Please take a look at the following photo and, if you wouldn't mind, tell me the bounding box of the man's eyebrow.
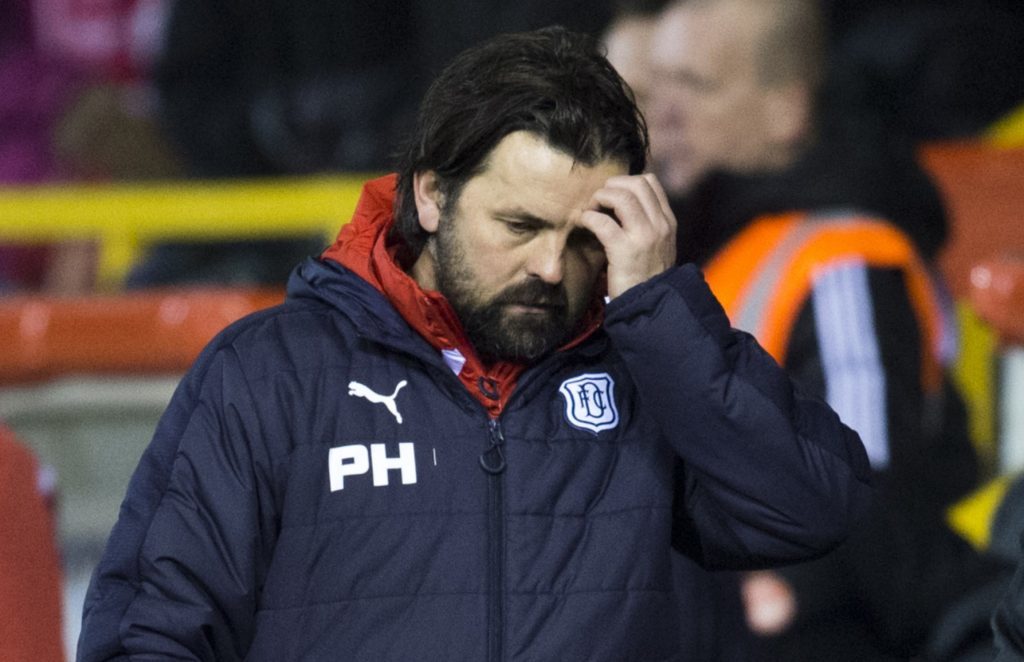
[494,209,556,228]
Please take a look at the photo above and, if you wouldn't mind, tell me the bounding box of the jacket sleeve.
[994,535,1024,660]
[603,264,872,569]
[77,340,278,662]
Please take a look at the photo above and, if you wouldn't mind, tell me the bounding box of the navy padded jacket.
[78,257,871,661]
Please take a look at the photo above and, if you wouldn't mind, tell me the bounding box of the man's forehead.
[456,132,626,220]
[651,0,766,79]
[476,132,626,182]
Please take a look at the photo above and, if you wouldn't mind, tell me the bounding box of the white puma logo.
[348,380,408,424]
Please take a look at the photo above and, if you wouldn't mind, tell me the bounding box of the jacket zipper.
[480,418,506,662]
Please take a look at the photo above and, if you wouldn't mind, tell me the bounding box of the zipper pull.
[479,419,506,474]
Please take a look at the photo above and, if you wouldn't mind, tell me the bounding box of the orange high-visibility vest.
[703,212,944,392]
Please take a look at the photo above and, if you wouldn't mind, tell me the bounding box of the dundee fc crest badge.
[559,373,619,433]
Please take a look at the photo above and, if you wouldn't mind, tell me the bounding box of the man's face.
[647,1,781,196]
[413,131,625,363]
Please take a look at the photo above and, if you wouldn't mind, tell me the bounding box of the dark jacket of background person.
[992,479,1024,661]
[0,424,64,662]
[921,473,1024,661]
[77,175,872,660]
[995,549,1024,662]
[672,114,988,660]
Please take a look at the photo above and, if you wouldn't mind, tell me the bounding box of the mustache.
[493,279,568,308]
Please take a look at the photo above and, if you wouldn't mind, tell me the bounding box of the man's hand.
[578,173,677,299]
[741,570,798,636]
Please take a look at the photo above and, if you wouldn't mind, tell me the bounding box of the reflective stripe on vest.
[703,212,943,392]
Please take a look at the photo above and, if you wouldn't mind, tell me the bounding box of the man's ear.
[413,171,443,234]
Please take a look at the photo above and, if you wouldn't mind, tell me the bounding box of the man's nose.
[526,236,565,284]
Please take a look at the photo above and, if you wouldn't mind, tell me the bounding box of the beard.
[432,213,580,364]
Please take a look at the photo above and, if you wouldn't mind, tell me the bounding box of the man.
[640,0,983,658]
[648,0,822,197]
[78,27,870,660]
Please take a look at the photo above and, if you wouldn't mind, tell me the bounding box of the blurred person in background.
[0,0,88,294]
[602,3,763,659]
[0,423,64,661]
[0,0,179,293]
[602,0,667,115]
[640,0,998,658]
[34,0,180,181]
[823,5,1024,653]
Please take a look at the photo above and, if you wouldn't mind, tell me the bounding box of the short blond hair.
[671,0,826,88]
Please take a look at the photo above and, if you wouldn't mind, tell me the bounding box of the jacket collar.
[321,174,603,417]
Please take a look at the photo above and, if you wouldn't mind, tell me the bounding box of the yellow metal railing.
[0,175,372,288]
[987,102,1024,148]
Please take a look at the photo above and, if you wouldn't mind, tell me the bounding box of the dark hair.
[393,26,649,254]
[613,0,673,17]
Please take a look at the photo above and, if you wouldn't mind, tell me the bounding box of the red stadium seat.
[0,288,283,384]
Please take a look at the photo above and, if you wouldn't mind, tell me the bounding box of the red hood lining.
[321,174,603,418]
